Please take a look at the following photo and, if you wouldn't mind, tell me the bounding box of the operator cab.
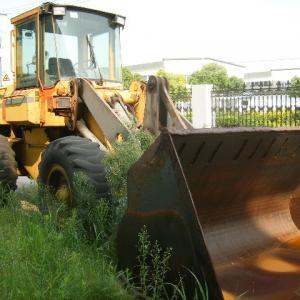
[11,2,125,89]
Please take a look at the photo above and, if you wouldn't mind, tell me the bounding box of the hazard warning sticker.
[2,74,10,81]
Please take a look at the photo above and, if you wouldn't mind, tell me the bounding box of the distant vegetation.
[216,110,300,128]
[290,76,300,97]
[122,67,143,89]
[188,63,244,90]
[123,63,245,103]
[156,68,191,102]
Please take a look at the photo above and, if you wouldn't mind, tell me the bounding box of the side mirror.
[24,31,33,38]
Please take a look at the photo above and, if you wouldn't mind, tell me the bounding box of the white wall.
[271,69,300,81]
[242,59,300,83]
[191,84,213,128]
[243,69,300,84]
[244,74,272,83]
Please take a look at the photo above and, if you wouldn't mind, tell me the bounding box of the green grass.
[0,186,134,300]
[0,131,156,300]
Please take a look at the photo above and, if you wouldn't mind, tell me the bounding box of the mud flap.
[117,127,300,300]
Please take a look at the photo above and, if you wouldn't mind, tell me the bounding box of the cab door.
[15,17,38,89]
[5,15,40,124]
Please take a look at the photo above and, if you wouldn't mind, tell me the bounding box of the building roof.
[126,57,246,72]
[271,67,300,71]
[240,58,300,72]
[162,57,245,68]
[126,61,164,72]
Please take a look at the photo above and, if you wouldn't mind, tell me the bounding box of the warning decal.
[2,74,9,81]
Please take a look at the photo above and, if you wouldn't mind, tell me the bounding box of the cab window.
[16,18,37,89]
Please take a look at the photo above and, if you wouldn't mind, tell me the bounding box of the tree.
[188,63,228,89]
[156,68,190,102]
[227,76,245,90]
[122,67,143,89]
[290,76,300,97]
[188,63,244,90]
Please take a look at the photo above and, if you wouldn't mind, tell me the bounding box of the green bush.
[71,174,113,250]
[156,69,190,102]
[122,68,143,90]
[216,109,300,127]
[103,130,154,203]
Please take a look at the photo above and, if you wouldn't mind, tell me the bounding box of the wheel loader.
[1,2,300,300]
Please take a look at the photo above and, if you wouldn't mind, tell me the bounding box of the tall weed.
[0,184,133,300]
[103,130,154,201]
[128,226,172,300]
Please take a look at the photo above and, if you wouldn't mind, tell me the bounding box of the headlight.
[113,15,125,27]
[53,7,66,16]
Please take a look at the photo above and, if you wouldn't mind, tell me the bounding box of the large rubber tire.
[0,135,17,190]
[38,136,109,207]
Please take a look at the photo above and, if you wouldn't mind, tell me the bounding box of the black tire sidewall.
[0,135,17,190]
[38,136,109,208]
[39,145,75,190]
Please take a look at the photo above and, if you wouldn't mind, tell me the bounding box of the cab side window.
[43,14,58,86]
[16,19,37,89]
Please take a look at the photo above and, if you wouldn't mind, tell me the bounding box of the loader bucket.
[117,128,300,300]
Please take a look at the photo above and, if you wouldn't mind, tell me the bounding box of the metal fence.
[174,86,192,121]
[211,81,300,128]
[175,100,192,122]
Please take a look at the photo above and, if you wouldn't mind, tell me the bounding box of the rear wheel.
[0,135,17,190]
[38,136,109,208]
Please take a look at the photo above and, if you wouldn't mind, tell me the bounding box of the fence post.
[191,84,213,128]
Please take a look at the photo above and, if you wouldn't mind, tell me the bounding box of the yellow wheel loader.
[1,3,300,299]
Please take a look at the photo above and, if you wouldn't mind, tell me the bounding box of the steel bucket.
[117,128,300,299]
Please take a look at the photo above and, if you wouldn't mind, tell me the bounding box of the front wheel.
[0,135,17,190]
[38,136,109,208]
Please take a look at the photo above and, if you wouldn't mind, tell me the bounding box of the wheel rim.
[46,164,72,205]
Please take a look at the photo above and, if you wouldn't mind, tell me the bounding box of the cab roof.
[11,2,125,24]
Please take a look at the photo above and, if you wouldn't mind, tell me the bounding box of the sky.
[1,0,300,66]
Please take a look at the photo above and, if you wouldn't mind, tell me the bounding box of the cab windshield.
[43,8,122,85]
